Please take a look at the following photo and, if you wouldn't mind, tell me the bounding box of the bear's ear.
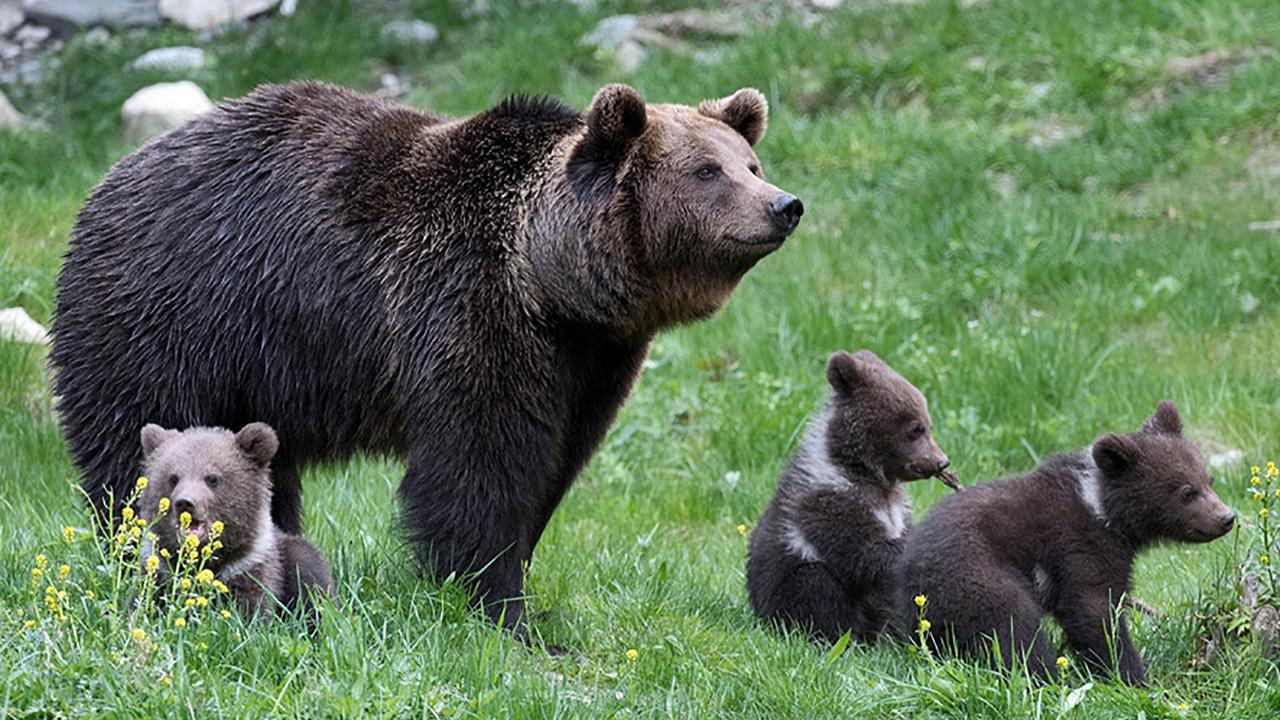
[698,88,768,146]
[1092,432,1140,475]
[584,84,647,153]
[235,423,279,467]
[826,350,879,396]
[140,424,178,457]
[1141,400,1182,436]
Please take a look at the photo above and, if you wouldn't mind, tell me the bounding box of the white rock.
[130,45,205,72]
[1208,448,1245,470]
[0,88,24,132]
[158,0,278,30]
[381,18,438,46]
[23,0,159,33]
[0,307,48,344]
[13,22,51,47]
[122,81,212,144]
[0,0,23,36]
[583,15,638,51]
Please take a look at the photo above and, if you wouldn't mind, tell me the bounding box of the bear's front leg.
[1056,592,1147,685]
[398,416,552,633]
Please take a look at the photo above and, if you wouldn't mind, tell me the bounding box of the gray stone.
[0,307,47,343]
[0,39,20,59]
[122,80,213,144]
[0,89,25,132]
[158,0,277,30]
[83,25,110,44]
[381,19,438,46]
[583,15,638,51]
[23,0,160,34]
[130,45,204,72]
[13,22,50,47]
[0,1,23,36]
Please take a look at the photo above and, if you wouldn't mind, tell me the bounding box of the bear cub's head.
[1092,401,1236,544]
[568,84,803,326]
[824,350,950,486]
[137,423,278,567]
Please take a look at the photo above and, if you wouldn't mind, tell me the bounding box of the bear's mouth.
[181,519,208,541]
[730,235,787,249]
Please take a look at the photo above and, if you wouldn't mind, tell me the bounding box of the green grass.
[3,0,1280,716]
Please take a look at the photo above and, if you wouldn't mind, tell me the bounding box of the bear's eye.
[907,423,926,440]
[204,474,220,488]
[748,163,761,177]
[694,165,720,181]
[167,474,179,488]
[1208,475,1216,487]
[1180,486,1198,503]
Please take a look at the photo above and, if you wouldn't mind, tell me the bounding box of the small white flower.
[966,319,980,330]
[723,471,741,489]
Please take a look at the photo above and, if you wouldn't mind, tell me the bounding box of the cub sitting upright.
[897,401,1236,684]
[747,350,954,643]
[137,422,335,621]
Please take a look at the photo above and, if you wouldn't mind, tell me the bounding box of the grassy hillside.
[1,0,1278,716]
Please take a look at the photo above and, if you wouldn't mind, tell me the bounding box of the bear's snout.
[768,194,804,233]
[1218,510,1237,533]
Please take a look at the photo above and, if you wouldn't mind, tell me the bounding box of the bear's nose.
[173,496,196,517]
[769,194,804,232]
[1220,511,1236,532]
[936,458,950,472]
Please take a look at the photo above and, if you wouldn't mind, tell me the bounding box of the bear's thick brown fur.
[137,423,335,623]
[747,350,952,643]
[51,81,802,629]
[897,401,1236,684]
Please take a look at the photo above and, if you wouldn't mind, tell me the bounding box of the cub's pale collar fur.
[217,503,277,582]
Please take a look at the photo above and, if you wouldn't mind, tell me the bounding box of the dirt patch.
[1130,46,1275,114]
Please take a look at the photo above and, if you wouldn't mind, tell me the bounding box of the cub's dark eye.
[167,474,179,488]
[907,423,926,440]
[1208,475,1216,487]
[695,165,720,181]
[748,163,761,177]
[1180,486,1198,503]
[204,475,220,488]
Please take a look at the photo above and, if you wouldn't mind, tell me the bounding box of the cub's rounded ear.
[235,422,279,467]
[140,424,178,457]
[826,350,879,396]
[1142,400,1183,436]
[698,88,768,146]
[1093,432,1140,475]
[585,84,647,151]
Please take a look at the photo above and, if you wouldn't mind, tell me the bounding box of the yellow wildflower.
[63,526,75,543]
[197,642,208,651]
[184,598,196,608]
[85,590,95,599]
[625,649,638,661]
[184,533,199,549]
[914,595,927,607]
[1262,555,1271,566]
[179,512,191,528]
[1255,491,1266,501]
[1262,508,1271,519]
[187,550,198,562]
[736,524,746,536]
[1056,656,1069,670]
[58,564,70,580]
[160,548,171,558]
[196,596,209,607]
[220,610,232,618]
[131,628,147,642]
[121,506,134,523]
[146,555,160,573]
[211,521,224,536]
[158,497,170,513]
[180,578,192,590]
[197,569,214,584]
[919,619,932,632]
[35,554,46,568]
[136,476,149,491]
[1253,476,1263,487]
[136,518,147,527]
[213,581,229,594]
[23,620,36,630]
[160,675,171,687]
[173,618,186,629]
[30,567,42,583]
[1252,466,1261,476]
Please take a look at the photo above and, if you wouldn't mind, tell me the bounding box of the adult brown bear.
[51,81,802,630]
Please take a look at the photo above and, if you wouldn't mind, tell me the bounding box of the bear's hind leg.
[269,456,304,534]
[769,564,863,644]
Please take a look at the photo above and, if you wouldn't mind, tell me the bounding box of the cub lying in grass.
[747,350,956,643]
[897,401,1235,684]
[137,422,334,623]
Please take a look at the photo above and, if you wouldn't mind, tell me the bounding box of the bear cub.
[897,401,1236,684]
[747,350,955,643]
[137,423,335,622]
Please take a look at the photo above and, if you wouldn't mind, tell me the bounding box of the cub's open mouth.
[730,235,787,248]
[185,520,207,541]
